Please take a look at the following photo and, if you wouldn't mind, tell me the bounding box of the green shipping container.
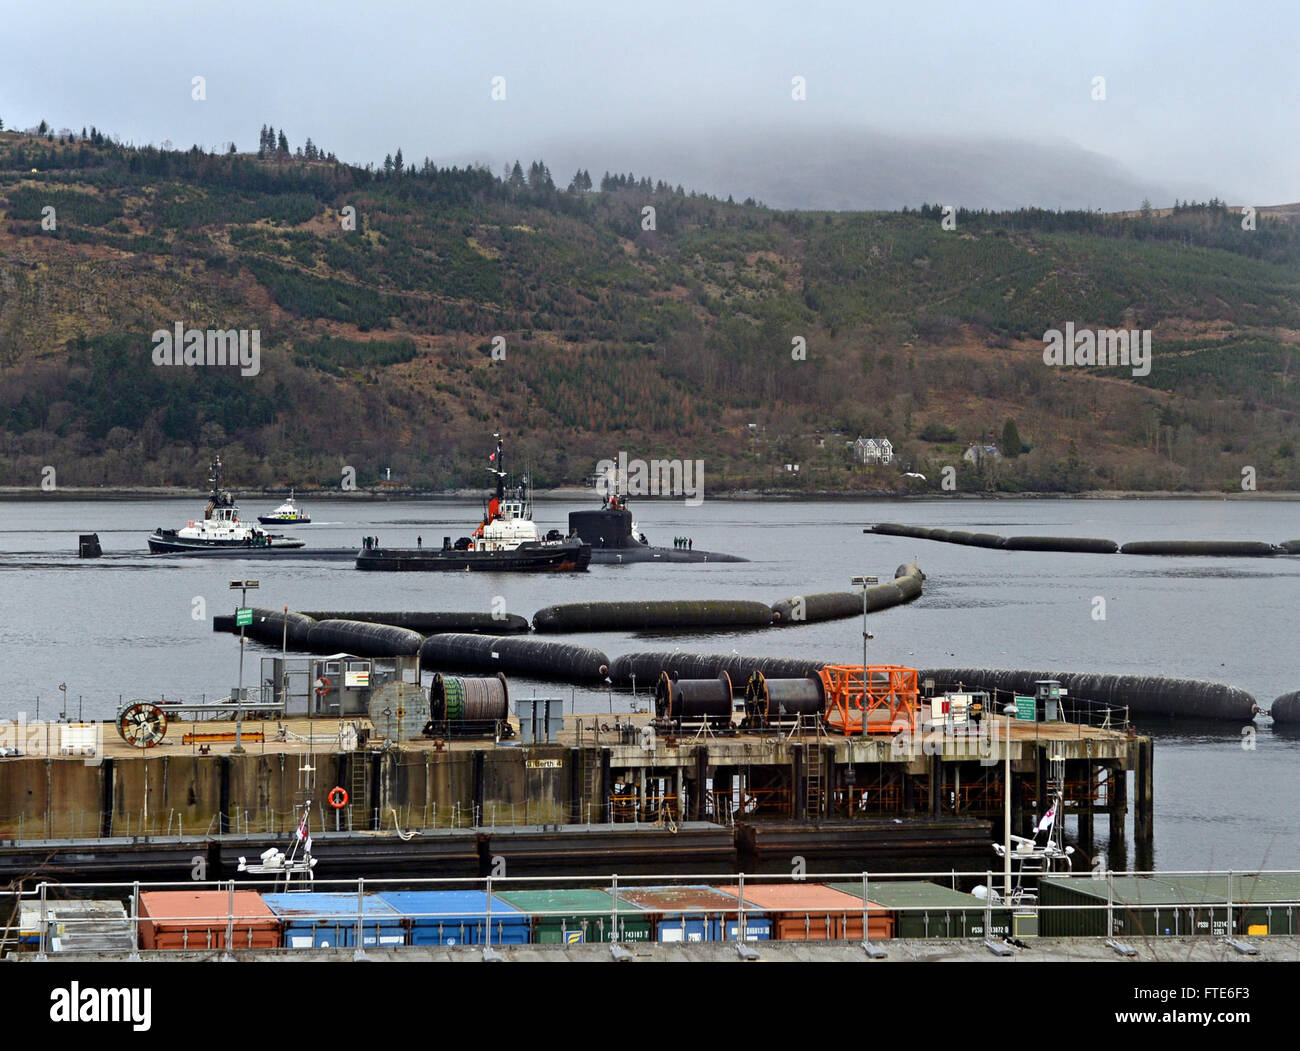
[829,881,1012,939]
[1161,874,1300,936]
[492,889,652,944]
[1038,876,1232,938]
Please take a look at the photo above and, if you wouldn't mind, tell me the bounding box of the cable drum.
[367,681,430,741]
[743,671,825,726]
[429,673,510,723]
[655,671,734,727]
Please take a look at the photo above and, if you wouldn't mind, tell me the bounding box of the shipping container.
[138,890,280,950]
[1038,876,1231,938]
[717,883,891,941]
[262,892,405,948]
[377,890,529,946]
[492,888,652,943]
[617,885,769,942]
[1161,874,1300,936]
[17,899,135,952]
[828,880,1011,939]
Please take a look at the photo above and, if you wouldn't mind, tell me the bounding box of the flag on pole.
[489,452,496,461]
[296,810,311,852]
[1036,805,1056,833]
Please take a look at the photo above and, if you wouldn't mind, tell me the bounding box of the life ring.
[314,676,332,696]
[328,786,349,809]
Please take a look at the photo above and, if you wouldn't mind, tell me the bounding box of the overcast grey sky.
[3,0,1296,208]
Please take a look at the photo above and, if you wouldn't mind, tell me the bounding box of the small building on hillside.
[853,438,894,465]
[962,443,1002,466]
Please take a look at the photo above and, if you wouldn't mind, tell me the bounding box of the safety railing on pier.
[4,868,1296,957]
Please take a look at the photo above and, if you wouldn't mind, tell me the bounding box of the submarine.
[568,491,746,564]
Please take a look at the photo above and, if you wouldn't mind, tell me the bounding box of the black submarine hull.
[588,545,746,563]
[356,539,591,572]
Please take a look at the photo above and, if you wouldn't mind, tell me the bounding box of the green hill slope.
[1,130,1298,494]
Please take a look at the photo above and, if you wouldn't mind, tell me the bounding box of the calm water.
[1,495,1297,869]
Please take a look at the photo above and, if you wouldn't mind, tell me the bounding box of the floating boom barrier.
[919,667,1258,720]
[1269,691,1300,723]
[771,563,923,624]
[418,633,610,683]
[300,611,530,634]
[532,599,774,633]
[609,651,826,688]
[868,523,1290,556]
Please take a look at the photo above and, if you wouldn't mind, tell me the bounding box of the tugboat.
[148,457,306,554]
[258,490,311,525]
[567,467,747,564]
[355,435,590,572]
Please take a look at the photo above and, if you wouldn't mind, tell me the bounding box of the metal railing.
[4,867,1297,958]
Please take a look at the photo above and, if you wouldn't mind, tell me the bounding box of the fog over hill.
[463,125,1227,213]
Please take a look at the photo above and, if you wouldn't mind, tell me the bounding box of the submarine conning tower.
[568,505,640,549]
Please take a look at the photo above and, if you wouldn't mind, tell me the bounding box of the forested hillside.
[1,122,1298,493]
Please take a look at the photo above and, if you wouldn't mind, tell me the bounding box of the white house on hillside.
[853,437,894,465]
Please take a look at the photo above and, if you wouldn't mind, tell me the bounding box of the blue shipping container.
[715,916,772,941]
[378,891,529,946]
[262,893,406,948]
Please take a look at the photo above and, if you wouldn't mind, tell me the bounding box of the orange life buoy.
[328,786,349,809]
[314,676,332,696]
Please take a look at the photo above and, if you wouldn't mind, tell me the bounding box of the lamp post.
[1003,703,1015,899]
[229,579,259,754]
[849,576,879,673]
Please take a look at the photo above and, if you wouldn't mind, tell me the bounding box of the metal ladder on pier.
[577,747,601,823]
[348,751,369,831]
[804,739,825,818]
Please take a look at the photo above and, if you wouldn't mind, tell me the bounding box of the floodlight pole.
[230,579,260,754]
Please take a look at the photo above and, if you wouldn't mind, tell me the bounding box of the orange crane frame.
[818,665,919,736]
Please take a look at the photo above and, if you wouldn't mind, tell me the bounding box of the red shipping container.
[717,884,893,941]
[138,891,281,950]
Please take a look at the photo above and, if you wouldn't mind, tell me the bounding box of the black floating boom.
[1002,535,1119,553]
[920,667,1258,721]
[305,619,425,657]
[212,607,317,647]
[609,651,826,688]
[301,611,530,634]
[1119,540,1280,557]
[420,632,610,682]
[532,599,773,633]
[771,563,924,625]
[1270,691,1300,723]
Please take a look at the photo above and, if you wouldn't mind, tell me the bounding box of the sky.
[2,0,1296,209]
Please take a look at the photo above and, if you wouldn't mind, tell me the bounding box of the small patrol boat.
[355,435,590,572]
[148,457,306,554]
[258,490,311,525]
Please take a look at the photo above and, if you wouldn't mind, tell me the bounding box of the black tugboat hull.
[147,531,306,554]
[356,540,590,572]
